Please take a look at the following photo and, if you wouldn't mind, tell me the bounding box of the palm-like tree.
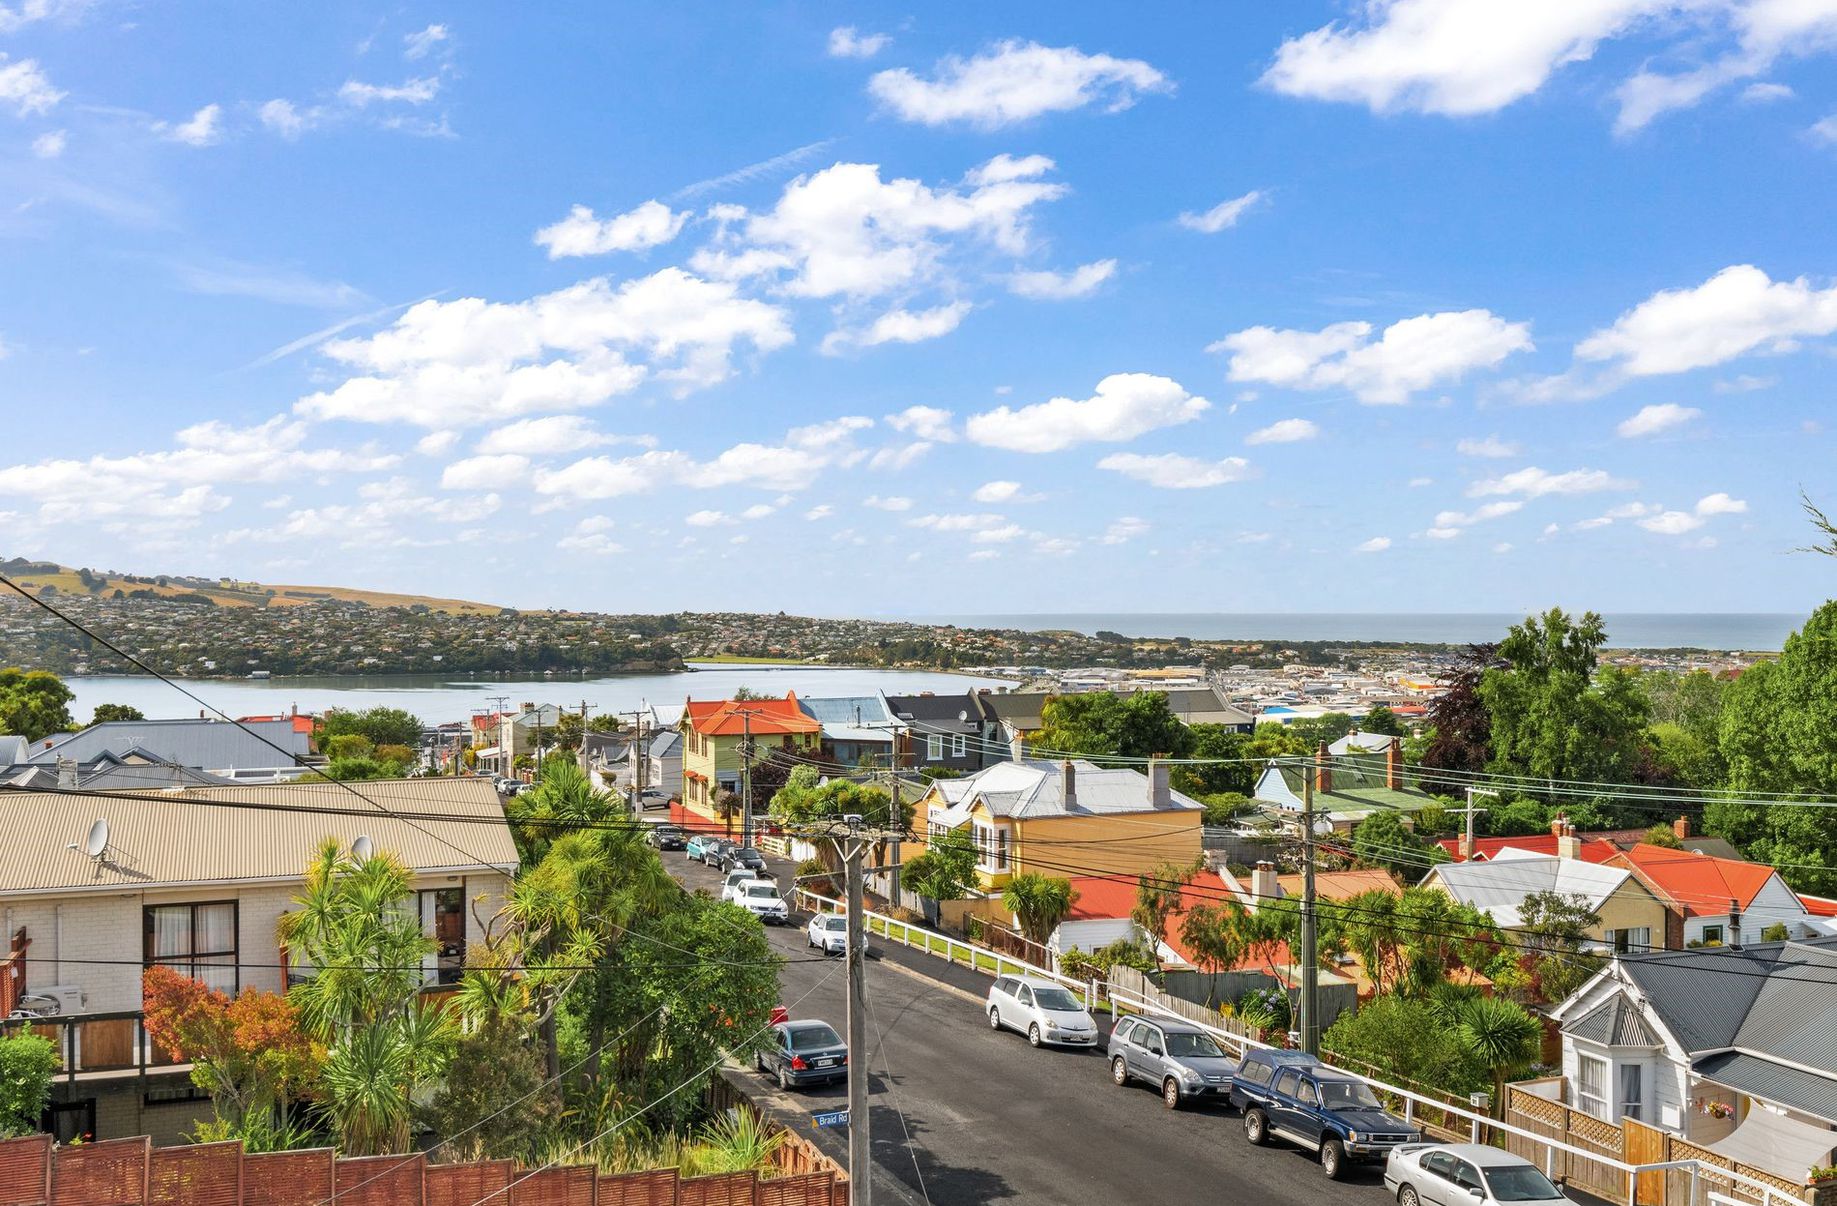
[1001,873,1078,946]
[1454,994,1543,1111]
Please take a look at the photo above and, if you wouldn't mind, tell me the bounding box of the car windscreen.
[1318,1080,1383,1109]
[1166,1032,1225,1058]
[788,1025,842,1051]
[1033,987,1081,1012]
[820,917,846,930]
[744,885,779,899]
[1484,1167,1563,1202]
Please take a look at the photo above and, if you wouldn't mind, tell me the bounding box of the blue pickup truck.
[1229,1049,1421,1180]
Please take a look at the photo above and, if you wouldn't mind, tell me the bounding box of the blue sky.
[2,2,1834,619]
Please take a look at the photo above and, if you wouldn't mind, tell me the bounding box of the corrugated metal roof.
[933,758,1204,821]
[0,777,517,894]
[1693,1051,1837,1125]
[1565,995,1662,1047]
[796,695,896,743]
[1425,853,1636,925]
[25,718,311,769]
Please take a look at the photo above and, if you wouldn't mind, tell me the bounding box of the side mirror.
[1469,1186,1485,1197]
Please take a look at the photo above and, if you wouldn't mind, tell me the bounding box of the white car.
[719,870,761,901]
[985,974,1099,1048]
[732,880,789,924]
[1386,1144,1576,1206]
[807,913,847,955]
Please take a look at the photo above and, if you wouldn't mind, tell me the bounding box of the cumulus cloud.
[1468,466,1633,498]
[1096,451,1254,488]
[868,40,1170,129]
[480,414,637,455]
[258,98,312,138]
[338,77,441,107]
[1177,190,1266,233]
[1616,403,1701,437]
[966,373,1209,453]
[0,55,63,115]
[1355,536,1392,553]
[1457,435,1519,458]
[804,504,834,521]
[1008,259,1117,300]
[535,201,688,258]
[1695,491,1747,515]
[1214,309,1532,404]
[1100,516,1149,544]
[162,103,222,147]
[909,512,1007,532]
[440,454,529,490]
[1433,500,1524,529]
[1639,510,1704,535]
[30,128,63,157]
[1245,417,1320,445]
[885,405,956,442]
[1576,265,1837,378]
[533,419,870,501]
[823,301,971,354]
[403,24,450,60]
[685,509,732,527]
[863,495,913,511]
[828,26,890,58]
[972,480,1043,504]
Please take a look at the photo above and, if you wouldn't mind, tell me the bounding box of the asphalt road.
[668,843,1399,1206]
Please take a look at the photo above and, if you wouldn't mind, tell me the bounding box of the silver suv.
[985,975,1098,1048]
[1108,1016,1237,1109]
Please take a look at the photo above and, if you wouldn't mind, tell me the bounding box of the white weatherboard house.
[1548,937,1837,1185]
[0,777,518,1144]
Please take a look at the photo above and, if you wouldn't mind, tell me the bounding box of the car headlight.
[1347,1130,1361,1143]
[1183,1071,1201,1084]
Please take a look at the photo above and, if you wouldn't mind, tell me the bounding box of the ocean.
[911,613,1803,651]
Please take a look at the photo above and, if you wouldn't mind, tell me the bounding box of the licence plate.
[814,1058,835,1067]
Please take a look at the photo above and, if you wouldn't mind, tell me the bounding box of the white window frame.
[926,734,943,762]
[1576,1052,1611,1120]
[951,733,967,758]
[973,823,1011,872]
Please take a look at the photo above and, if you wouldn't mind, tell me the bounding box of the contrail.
[240,289,448,370]
[669,138,836,201]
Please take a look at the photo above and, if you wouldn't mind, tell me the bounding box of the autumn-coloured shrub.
[141,966,323,1130]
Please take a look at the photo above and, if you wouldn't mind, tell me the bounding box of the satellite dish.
[83,818,109,858]
[958,710,969,723]
[352,835,374,862]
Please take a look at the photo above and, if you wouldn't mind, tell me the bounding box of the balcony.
[0,1010,190,1085]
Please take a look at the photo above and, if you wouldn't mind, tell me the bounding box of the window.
[1016,985,1034,1007]
[1140,1028,1164,1056]
[1613,927,1652,954]
[1422,1152,1455,1180]
[1576,1053,1610,1119]
[1453,1162,1484,1194]
[1619,1063,1643,1121]
[1166,1033,1224,1058]
[952,734,967,759]
[420,887,465,986]
[1273,1069,1300,1098]
[144,901,238,994]
[973,824,1010,871]
[1113,1018,1136,1044]
[1239,1060,1274,1087]
[1296,1079,1318,1106]
[1701,924,1725,945]
[926,734,943,762]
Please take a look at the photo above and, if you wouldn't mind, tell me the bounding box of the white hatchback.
[732,880,788,924]
[806,913,847,955]
[985,974,1099,1048]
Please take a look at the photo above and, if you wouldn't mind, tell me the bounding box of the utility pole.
[615,707,651,813]
[1453,787,1498,860]
[740,711,754,847]
[842,814,872,1206]
[1298,758,1319,1056]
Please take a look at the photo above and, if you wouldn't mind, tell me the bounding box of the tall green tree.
[1516,889,1602,1004]
[1132,858,1202,942]
[1172,724,1253,795]
[90,702,145,724]
[0,667,74,742]
[901,827,979,902]
[1359,704,1407,737]
[318,706,423,750]
[1177,902,1249,1005]
[1032,691,1194,760]
[1349,813,1444,884]
[1001,873,1077,945]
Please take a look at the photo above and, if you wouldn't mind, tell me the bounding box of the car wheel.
[988,1006,1002,1031]
[1245,1107,1269,1145]
[777,1065,791,1091]
[1111,1056,1129,1086]
[1028,1023,1042,1048]
[1162,1078,1182,1110]
[1320,1138,1346,1180]
[1400,1185,1422,1206]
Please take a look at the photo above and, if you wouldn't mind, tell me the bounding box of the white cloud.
[0,1,86,33]
[1742,81,1794,102]
[1215,309,1532,404]
[1008,259,1117,300]
[0,55,63,115]
[967,549,1000,562]
[440,454,529,490]
[909,512,1007,532]
[1468,466,1633,498]
[1639,510,1704,535]
[1100,516,1149,544]
[1456,435,1519,458]
[295,268,792,426]
[972,480,1043,504]
[1576,265,1837,378]
[868,40,1170,129]
[804,504,834,521]
[1245,417,1320,445]
[403,24,450,60]
[338,77,441,107]
[966,372,1209,453]
[534,420,868,502]
[228,481,502,547]
[1616,403,1701,438]
[1493,542,1513,554]
[741,504,775,520]
[1433,500,1524,528]
[1261,1,1660,117]
[972,523,1026,544]
[1355,536,1392,553]
[535,201,688,258]
[1177,190,1266,233]
[863,495,913,511]
[828,26,890,58]
[867,441,933,470]
[414,431,460,456]
[1613,5,1837,132]
[259,98,313,138]
[30,128,64,158]
[1814,113,1837,143]
[685,509,732,527]
[162,103,222,147]
[886,405,956,442]
[1409,476,1434,488]
[1425,527,1462,540]
[691,157,1067,301]
[1696,492,1747,516]
[1096,451,1254,489]
[823,301,971,354]
[481,415,625,455]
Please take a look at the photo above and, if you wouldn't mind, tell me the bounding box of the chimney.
[1060,759,1077,809]
[1251,860,1281,907]
[1149,758,1170,809]
[1386,736,1403,790]
[1315,741,1333,795]
[56,757,77,790]
[1672,816,1691,841]
[1459,831,1476,861]
[1552,813,1580,861]
[1728,898,1742,950]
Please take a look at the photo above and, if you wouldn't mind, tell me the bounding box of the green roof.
[1268,761,1433,816]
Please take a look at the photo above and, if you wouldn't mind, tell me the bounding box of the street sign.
[811,1109,849,1128]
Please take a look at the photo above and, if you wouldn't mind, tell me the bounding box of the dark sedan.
[701,839,737,867]
[647,824,687,850]
[721,846,768,874]
[755,1019,848,1090]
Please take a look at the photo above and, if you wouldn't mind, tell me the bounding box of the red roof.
[1797,893,1837,918]
[682,692,822,737]
[1613,843,1779,917]
[1435,833,1622,864]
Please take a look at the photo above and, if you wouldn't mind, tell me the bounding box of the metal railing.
[0,1009,183,1082]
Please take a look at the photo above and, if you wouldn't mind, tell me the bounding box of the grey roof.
[1680,836,1745,860]
[1692,1051,1837,1123]
[0,736,26,765]
[883,692,981,733]
[1565,996,1661,1047]
[1616,943,1797,1053]
[3,750,233,792]
[930,758,1204,821]
[974,692,1052,730]
[1162,687,1255,727]
[1424,853,1638,925]
[27,718,311,770]
[649,729,681,757]
[797,695,896,743]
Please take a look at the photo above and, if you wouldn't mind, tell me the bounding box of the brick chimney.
[1459,831,1476,861]
[1552,813,1580,860]
[1148,757,1171,809]
[1060,759,1077,809]
[1386,736,1403,790]
[1315,741,1333,795]
[1252,860,1281,906]
[1672,815,1691,841]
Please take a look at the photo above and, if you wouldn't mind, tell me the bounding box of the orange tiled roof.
[682,692,822,737]
[1275,867,1401,901]
[1613,842,1779,917]
[1435,833,1623,863]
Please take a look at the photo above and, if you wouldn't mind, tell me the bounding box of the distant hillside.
[0,558,502,616]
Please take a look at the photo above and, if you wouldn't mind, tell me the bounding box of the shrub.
[1761,922,1791,942]
[1235,986,1290,1037]
[0,1032,57,1137]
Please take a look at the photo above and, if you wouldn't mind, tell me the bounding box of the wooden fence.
[0,1133,849,1206]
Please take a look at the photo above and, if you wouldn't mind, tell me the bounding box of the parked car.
[721,846,769,874]
[733,880,789,924]
[755,1019,847,1090]
[702,839,738,868]
[1231,1049,1420,1179]
[1386,1144,1575,1206]
[807,913,847,955]
[1107,1016,1237,1108]
[985,975,1099,1049]
[685,834,720,862]
[647,824,687,850]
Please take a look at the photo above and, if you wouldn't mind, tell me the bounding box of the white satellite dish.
[958,710,969,723]
[83,818,109,858]
[352,835,373,861]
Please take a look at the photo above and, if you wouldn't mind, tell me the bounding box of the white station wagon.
[985,974,1099,1048]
